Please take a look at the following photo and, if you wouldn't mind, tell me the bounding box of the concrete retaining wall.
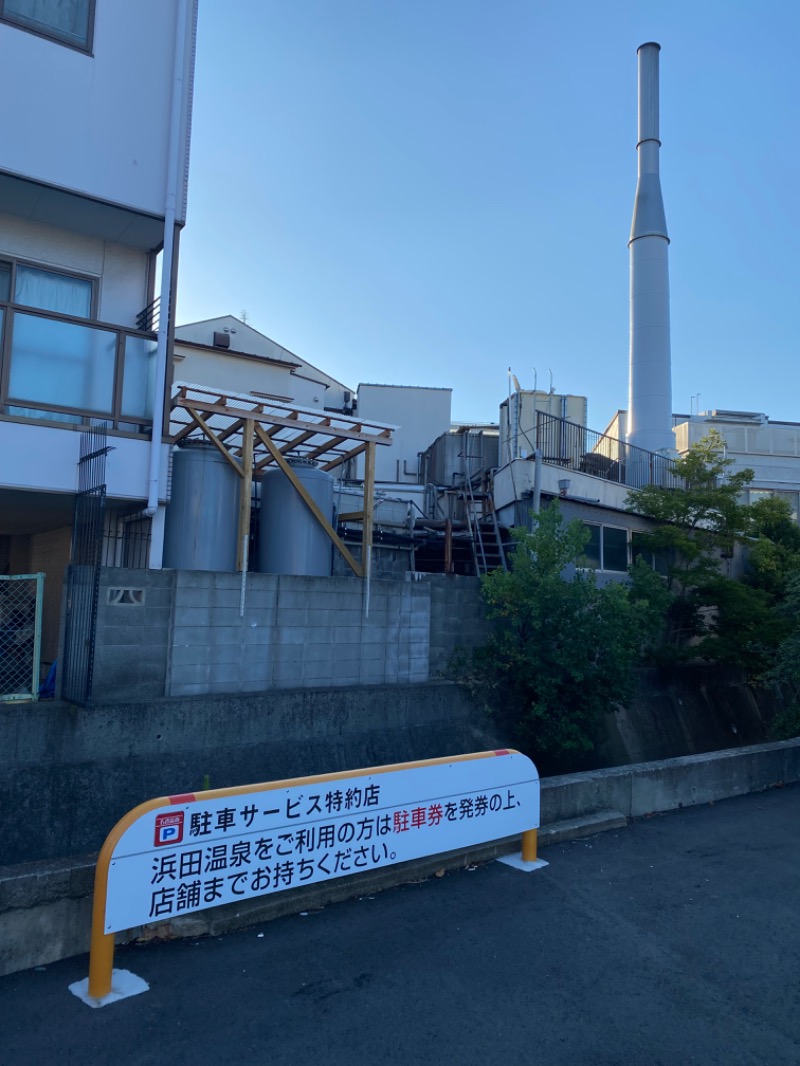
[2,739,798,977]
[90,568,489,702]
[1,682,498,866]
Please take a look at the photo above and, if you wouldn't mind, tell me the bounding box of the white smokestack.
[627,42,673,455]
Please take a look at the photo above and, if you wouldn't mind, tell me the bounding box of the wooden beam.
[304,435,346,462]
[321,441,367,472]
[184,407,244,477]
[174,396,393,446]
[253,423,363,577]
[361,441,376,581]
[253,429,319,471]
[171,420,199,444]
[237,419,254,571]
[337,511,365,523]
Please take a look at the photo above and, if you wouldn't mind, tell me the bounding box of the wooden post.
[253,424,363,577]
[361,442,376,579]
[237,418,254,572]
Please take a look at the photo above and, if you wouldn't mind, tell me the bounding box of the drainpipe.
[532,448,542,516]
[145,0,189,538]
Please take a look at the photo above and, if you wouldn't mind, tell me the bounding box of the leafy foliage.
[626,431,759,664]
[766,573,800,740]
[471,504,661,769]
[626,432,800,680]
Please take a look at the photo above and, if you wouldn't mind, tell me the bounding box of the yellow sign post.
[73,750,543,1006]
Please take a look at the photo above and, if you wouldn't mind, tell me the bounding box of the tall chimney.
[627,42,673,455]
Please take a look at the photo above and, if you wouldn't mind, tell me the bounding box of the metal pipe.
[532,448,542,515]
[627,42,673,457]
[145,0,190,535]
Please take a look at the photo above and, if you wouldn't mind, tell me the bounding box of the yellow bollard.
[521,828,538,863]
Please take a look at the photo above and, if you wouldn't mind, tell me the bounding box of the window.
[581,523,630,572]
[0,255,155,431]
[0,0,93,50]
[631,531,670,576]
[0,259,94,318]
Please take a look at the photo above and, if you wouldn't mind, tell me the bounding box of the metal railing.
[534,412,685,490]
[1,304,157,431]
[136,295,161,333]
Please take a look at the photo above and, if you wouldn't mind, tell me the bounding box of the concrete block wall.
[428,575,489,677]
[92,567,175,700]
[91,569,486,701]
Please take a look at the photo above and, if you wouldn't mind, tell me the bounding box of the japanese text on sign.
[104,752,539,933]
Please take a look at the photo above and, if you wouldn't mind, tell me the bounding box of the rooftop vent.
[707,410,767,423]
[213,331,230,349]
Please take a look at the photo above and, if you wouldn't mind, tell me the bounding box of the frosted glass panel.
[9,312,115,413]
[122,336,157,418]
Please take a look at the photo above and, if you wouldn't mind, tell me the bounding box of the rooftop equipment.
[257,459,334,577]
[163,441,239,571]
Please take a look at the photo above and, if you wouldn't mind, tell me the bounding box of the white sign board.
[104,752,539,933]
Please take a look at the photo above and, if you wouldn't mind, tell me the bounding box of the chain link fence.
[0,573,43,701]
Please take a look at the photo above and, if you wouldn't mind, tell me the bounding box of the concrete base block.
[69,969,149,1008]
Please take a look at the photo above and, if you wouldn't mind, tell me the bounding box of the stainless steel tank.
[257,459,333,576]
[163,441,239,571]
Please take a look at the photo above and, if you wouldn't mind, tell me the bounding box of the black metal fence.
[100,517,152,569]
[62,424,109,705]
[535,412,684,490]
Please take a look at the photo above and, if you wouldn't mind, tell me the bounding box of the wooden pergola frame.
[169,383,394,577]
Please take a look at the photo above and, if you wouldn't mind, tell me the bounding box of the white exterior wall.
[499,391,588,463]
[0,421,169,502]
[674,418,800,497]
[357,385,452,484]
[0,212,149,326]
[493,458,632,519]
[174,318,352,411]
[175,346,329,411]
[0,0,195,220]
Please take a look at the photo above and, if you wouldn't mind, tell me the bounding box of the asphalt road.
[2,785,798,1066]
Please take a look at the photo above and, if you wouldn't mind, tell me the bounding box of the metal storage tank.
[258,459,334,576]
[163,441,240,571]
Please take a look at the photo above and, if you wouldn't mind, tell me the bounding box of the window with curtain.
[1,0,93,49]
[14,264,92,318]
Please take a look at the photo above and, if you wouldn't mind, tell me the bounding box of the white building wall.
[499,391,588,463]
[175,346,329,411]
[0,0,195,220]
[0,212,149,325]
[356,384,452,484]
[174,317,353,411]
[0,421,169,502]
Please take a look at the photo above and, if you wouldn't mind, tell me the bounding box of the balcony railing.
[0,304,157,433]
[534,411,685,490]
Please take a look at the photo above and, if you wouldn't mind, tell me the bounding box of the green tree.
[766,573,800,740]
[744,495,800,601]
[626,430,755,659]
[472,504,660,770]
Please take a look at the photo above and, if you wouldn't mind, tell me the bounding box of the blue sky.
[177,1,799,429]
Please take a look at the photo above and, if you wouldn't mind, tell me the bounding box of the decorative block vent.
[107,588,145,606]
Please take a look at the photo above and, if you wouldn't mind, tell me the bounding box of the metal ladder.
[462,476,508,576]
